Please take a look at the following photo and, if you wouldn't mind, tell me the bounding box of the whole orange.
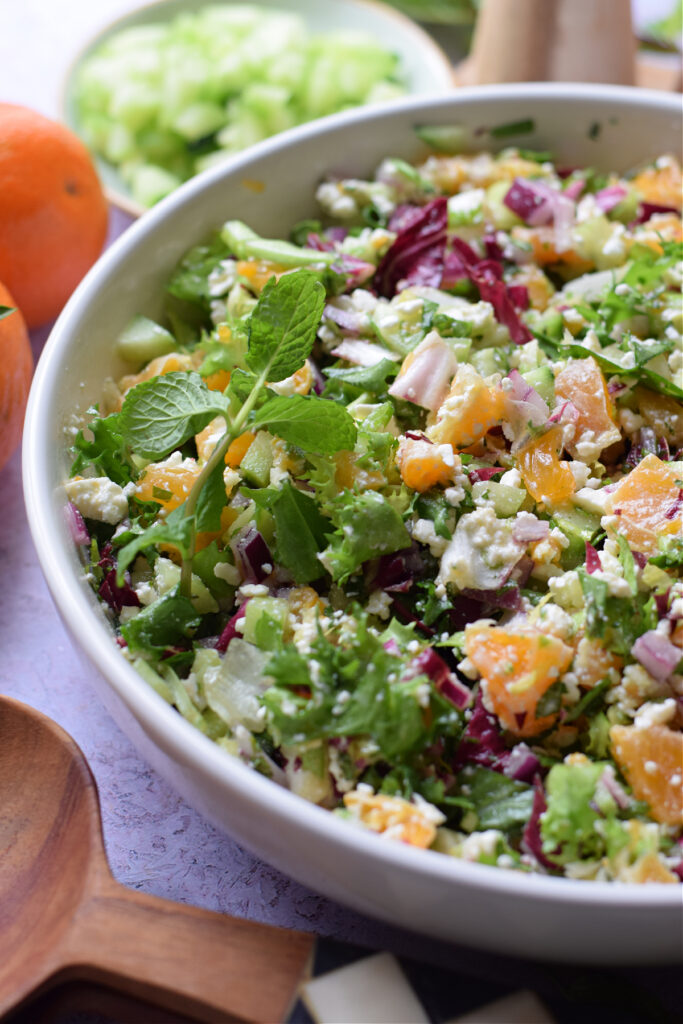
[0,103,108,328]
[0,281,33,472]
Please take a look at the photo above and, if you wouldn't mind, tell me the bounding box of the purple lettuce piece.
[625,427,670,469]
[503,742,540,783]
[405,647,472,709]
[99,569,141,615]
[634,201,679,224]
[521,777,559,871]
[585,540,601,574]
[507,284,530,310]
[504,178,552,224]
[483,233,504,262]
[453,690,509,771]
[448,595,487,631]
[371,544,424,592]
[458,586,522,612]
[390,595,436,637]
[470,260,533,345]
[330,253,376,291]
[374,197,448,297]
[468,465,505,483]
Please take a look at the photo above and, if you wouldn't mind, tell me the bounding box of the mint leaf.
[227,368,265,405]
[324,358,398,393]
[121,587,201,657]
[246,270,325,382]
[321,490,411,583]
[0,305,16,321]
[71,410,137,486]
[192,541,237,604]
[119,372,230,459]
[248,480,331,583]
[251,393,357,454]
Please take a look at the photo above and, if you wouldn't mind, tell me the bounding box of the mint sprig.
[251,393,357,454]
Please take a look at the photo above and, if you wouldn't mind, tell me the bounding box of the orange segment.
[236,259,290,293]
[635,388,683,448]
[610,724,683,826]
[204,369,232,391]
[631,160,682,209]
[226,431,256,468]
[511,226,592,271]
[555,357,621,459]
[464,624,573,737]
[428,364,507,450]
[195,416,228,463]
[396,437,455,492]
[135,458,201,514]
[516,425,575,506]
[119,352,194,398]
[605,454,681,555]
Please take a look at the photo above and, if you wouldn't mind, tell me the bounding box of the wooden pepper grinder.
[456,0,637,85]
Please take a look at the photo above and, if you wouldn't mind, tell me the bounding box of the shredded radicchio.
[585,541,601,574]
[374,197,448,297]
[521,777,559,871]
[97,544,140,615]
[370,544,425,592]
[65,502,90,546]
[634,201,680,224]
[405,647,472,710]
[216,602,248,653]
[232,527,273,583]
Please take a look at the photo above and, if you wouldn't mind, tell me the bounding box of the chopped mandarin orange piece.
[610,724,683,826]
[396,436,455,492]
[343,790,440,848]
[204,369,232,391]
[195,416,227,463]
[572,636,623,690]
[135,458,201,513]
[605,454,681,555]
[118,352,194,399]
[428,364,507,450]
[517,425,575,506]
[236,259,289,293]
[635,388,683,448]
[555,357,621,459]
[511,226,592,271]
[632,160,682,209]
[509,264,554,311]
[465,624,573,737]
[225,431,256,468]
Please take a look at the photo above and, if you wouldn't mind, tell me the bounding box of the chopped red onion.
[512,517,550,543]
[99,569,141,615]
[216,603,248,653]
[632,631,681,681]
[664,489,683,521]
[594,184,628,214]
[383,638,401,655]
[563,179,585,201]
[503,742,540,783]
[323,303,365,334]
[232,527,273,584]
[504,178,574,252]
[521,778,558,872]
[468,466,504,483]
[388,332,458,411]
[598,767,631,810]
[330,338,394,367]
[585,541,601,574]
[548,398,580,425]
[65,501,90,546]
[459,586,522,612]
[507,284,530,310]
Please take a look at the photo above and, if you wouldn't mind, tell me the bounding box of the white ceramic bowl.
[62,0,455,216]
[24,84,683,965]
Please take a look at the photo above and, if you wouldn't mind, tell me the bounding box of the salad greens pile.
[66,136,683,883]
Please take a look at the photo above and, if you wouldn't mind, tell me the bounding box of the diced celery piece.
[522,365,555,406]
[240,432,273,488]
[129,164,182,207]
[470,346,509,377]
[485,180,522,230]
[116,314,176,364]
[551,506,600,569]
[242,597,289,649]
[472,481,526,517]
[414,124,469,153]
[171,101,226,142]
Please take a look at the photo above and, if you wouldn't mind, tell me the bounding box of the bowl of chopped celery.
[24,84,683,963]
[63,0,456,215]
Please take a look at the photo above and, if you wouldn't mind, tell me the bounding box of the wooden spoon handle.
[59,876,314,1023]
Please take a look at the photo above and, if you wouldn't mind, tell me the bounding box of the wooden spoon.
[0,696,314,1022]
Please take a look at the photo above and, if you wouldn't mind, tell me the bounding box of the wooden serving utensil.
[455,0,638,86]
[0,696,314,1023]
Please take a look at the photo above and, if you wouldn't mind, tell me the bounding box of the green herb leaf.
[195,458,228,532]
[119,372,230,459]
[0,305,16,321]
[120,586,201,656]
[455,766,534,831]
[489,118,535,138]
[248,479,331,583]
[116,506,194,582]
[320,490,411,583]
[540,760,627,865]
[71,410,137,486]
[250,393,357,454]
[246,269,325,382]
[323,358,398,393]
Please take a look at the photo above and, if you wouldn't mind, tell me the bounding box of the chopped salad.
[67,138,683,883]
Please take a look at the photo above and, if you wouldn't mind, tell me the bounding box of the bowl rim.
[24,82,682,916]
[60,0,457,218]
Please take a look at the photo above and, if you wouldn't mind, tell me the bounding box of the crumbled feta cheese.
[633,698,677,730]
[438,508,524,591]
[411,517,450,557]
[366,589,393,620]
[65,477,128,525]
